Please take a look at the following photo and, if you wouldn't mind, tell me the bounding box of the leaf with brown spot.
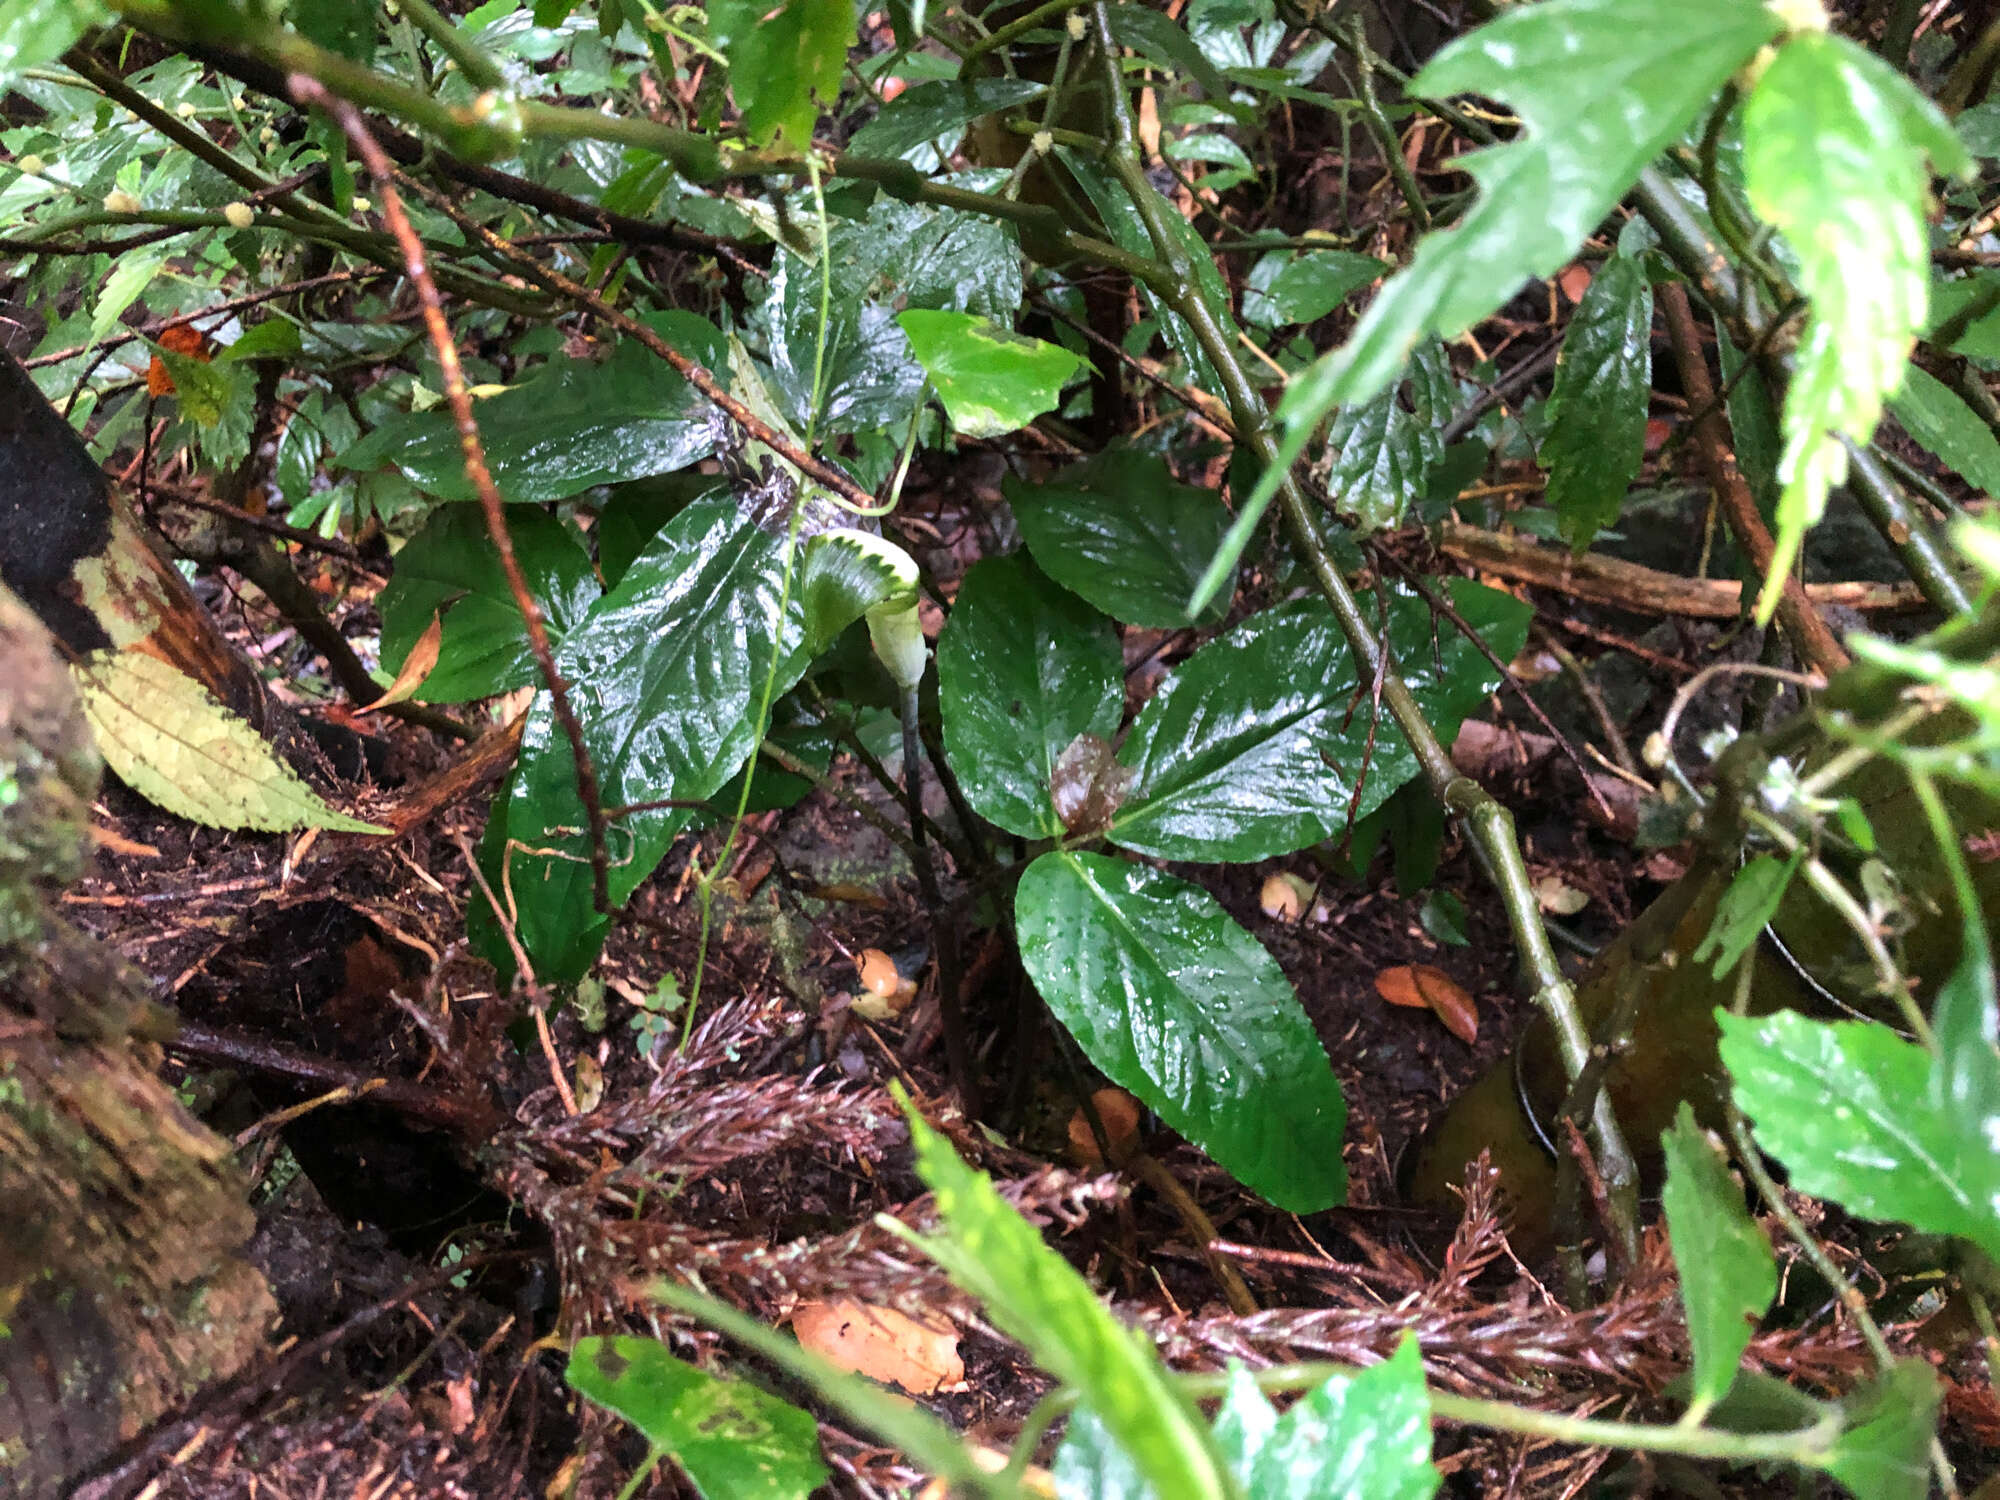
[1374,963,1478,1044]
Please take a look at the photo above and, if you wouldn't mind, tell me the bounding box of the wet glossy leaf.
[1373,964,1477,1044]
[1214,0,1781,610]
[1544,253,1653,550]
[847,77,1045,162]
[1016,851,1347,1211]
[1219,1336,1438,1500]
[1660,1103,1774,1419]
[1006,449,1234,627]
[1107,4,1229,100]
[895,1098,1235,1500]
[484,498,809,983]
[1109,581,1530,862]
[75,650,388,835]
[1719,1010,2000,1262]
[898,310,1085,438]
[710,0,853,149]
[1324,340,1455,531]
[377,504,599,704]
[337,312,725,503]
[1887,364,2000,496]
[566,1335,827,1500]
[1242,249,1385,329]
[937,552,1123,840]
[1743,30,1971,620]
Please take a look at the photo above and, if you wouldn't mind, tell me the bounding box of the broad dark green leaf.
[709,0,853,148]
[832,195,1026,321]
[1006,449,1233,627]
[289,0,375,60]
[1544,253,1653,551]
[486,498,809,983]
[937,552,1123,840]
[1742,30,1971,620]
[1926,270,2000,363]
[1219,1336,1438,1500]
[1016,851,1347,1211]
[378,504,599,703]
[1107,5,1229,100]
[1660,1103,1774,1419]
[1109,582,1530,863]
[1930,936,2000,1164]
[1241,249,1385,329]
[1887,365,2000,495]
[337,313,725,503]
[898,310,1085,438]
[897,1104,1234,1500]
[1324,340,1455,531]
[1719,1010,2000,1263]
[567,1336,827,1500]
[848,77,1046,162]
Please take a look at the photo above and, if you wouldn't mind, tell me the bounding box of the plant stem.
[1086,0,1640,1266]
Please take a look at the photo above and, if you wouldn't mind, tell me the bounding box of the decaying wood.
[0,585,274,1500]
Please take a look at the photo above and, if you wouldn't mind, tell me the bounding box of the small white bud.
[16,154,44,176]
[1065,10,1087,37]
[1031,129,1054,156]
[175,101,197,118]
[103,189,140,214]
[222,201,255,229]
[352,196,373,214]
[231,94,246,110]
[258,126,277,145]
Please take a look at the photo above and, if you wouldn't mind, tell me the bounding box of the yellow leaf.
[74,649,390,835]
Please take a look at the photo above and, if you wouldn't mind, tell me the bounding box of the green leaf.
[1294,0,1776,409]
[1691,850,1801,980]
[1223,1337,1438,1500]
[1821,1361,1941,1500]
[709,0,853,148]
[1543,253,1653,551]
[289,0,375,60]
[1015,851,1347,1211]
[1323,340,1454,532]
[218,318,304,363]
[647,1281,1017,1500]
[377,504,599,704]
[1006,450,1234,628]
[337,313,724,503]
[1886,364,2000,496]
[1660,1103,1775,1421]
[1106,4,1229,101]
[936,552,1123,840]
[0,0,106,89]
[566,1336,827,1500]
[847,77,1045,162]
[898,310,1085,438]
[1742,30,1972,621]
[75,650,388,835]
[893,1095,1238,1500]
[92,252,165,349]
[483,498,808,983]
[1109,582,1529,863]
[1241,249,1385,329]
[1719,1009,2000,1263]
[1930,936,2000,1157]
[1927,270,2000,363]
[798,527,918,656]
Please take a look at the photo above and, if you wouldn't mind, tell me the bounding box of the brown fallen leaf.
[1067,1087,1142,1167]
[1374,963,1479,1044]
[791,1298,964,1395]
[357,609,443,714]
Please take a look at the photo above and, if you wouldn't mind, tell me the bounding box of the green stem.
[962,0,1081,63]
[396,0,508,91]
[1085,0,1640,1265]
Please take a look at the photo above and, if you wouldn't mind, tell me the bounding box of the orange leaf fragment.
[1374,963,1479,1044]
[1067,1086,1142,1167]
[146,322,214,396]
[357,610,443,714]
[791,1298,964,1395]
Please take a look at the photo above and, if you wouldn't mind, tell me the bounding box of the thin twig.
[299,78,613,925]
